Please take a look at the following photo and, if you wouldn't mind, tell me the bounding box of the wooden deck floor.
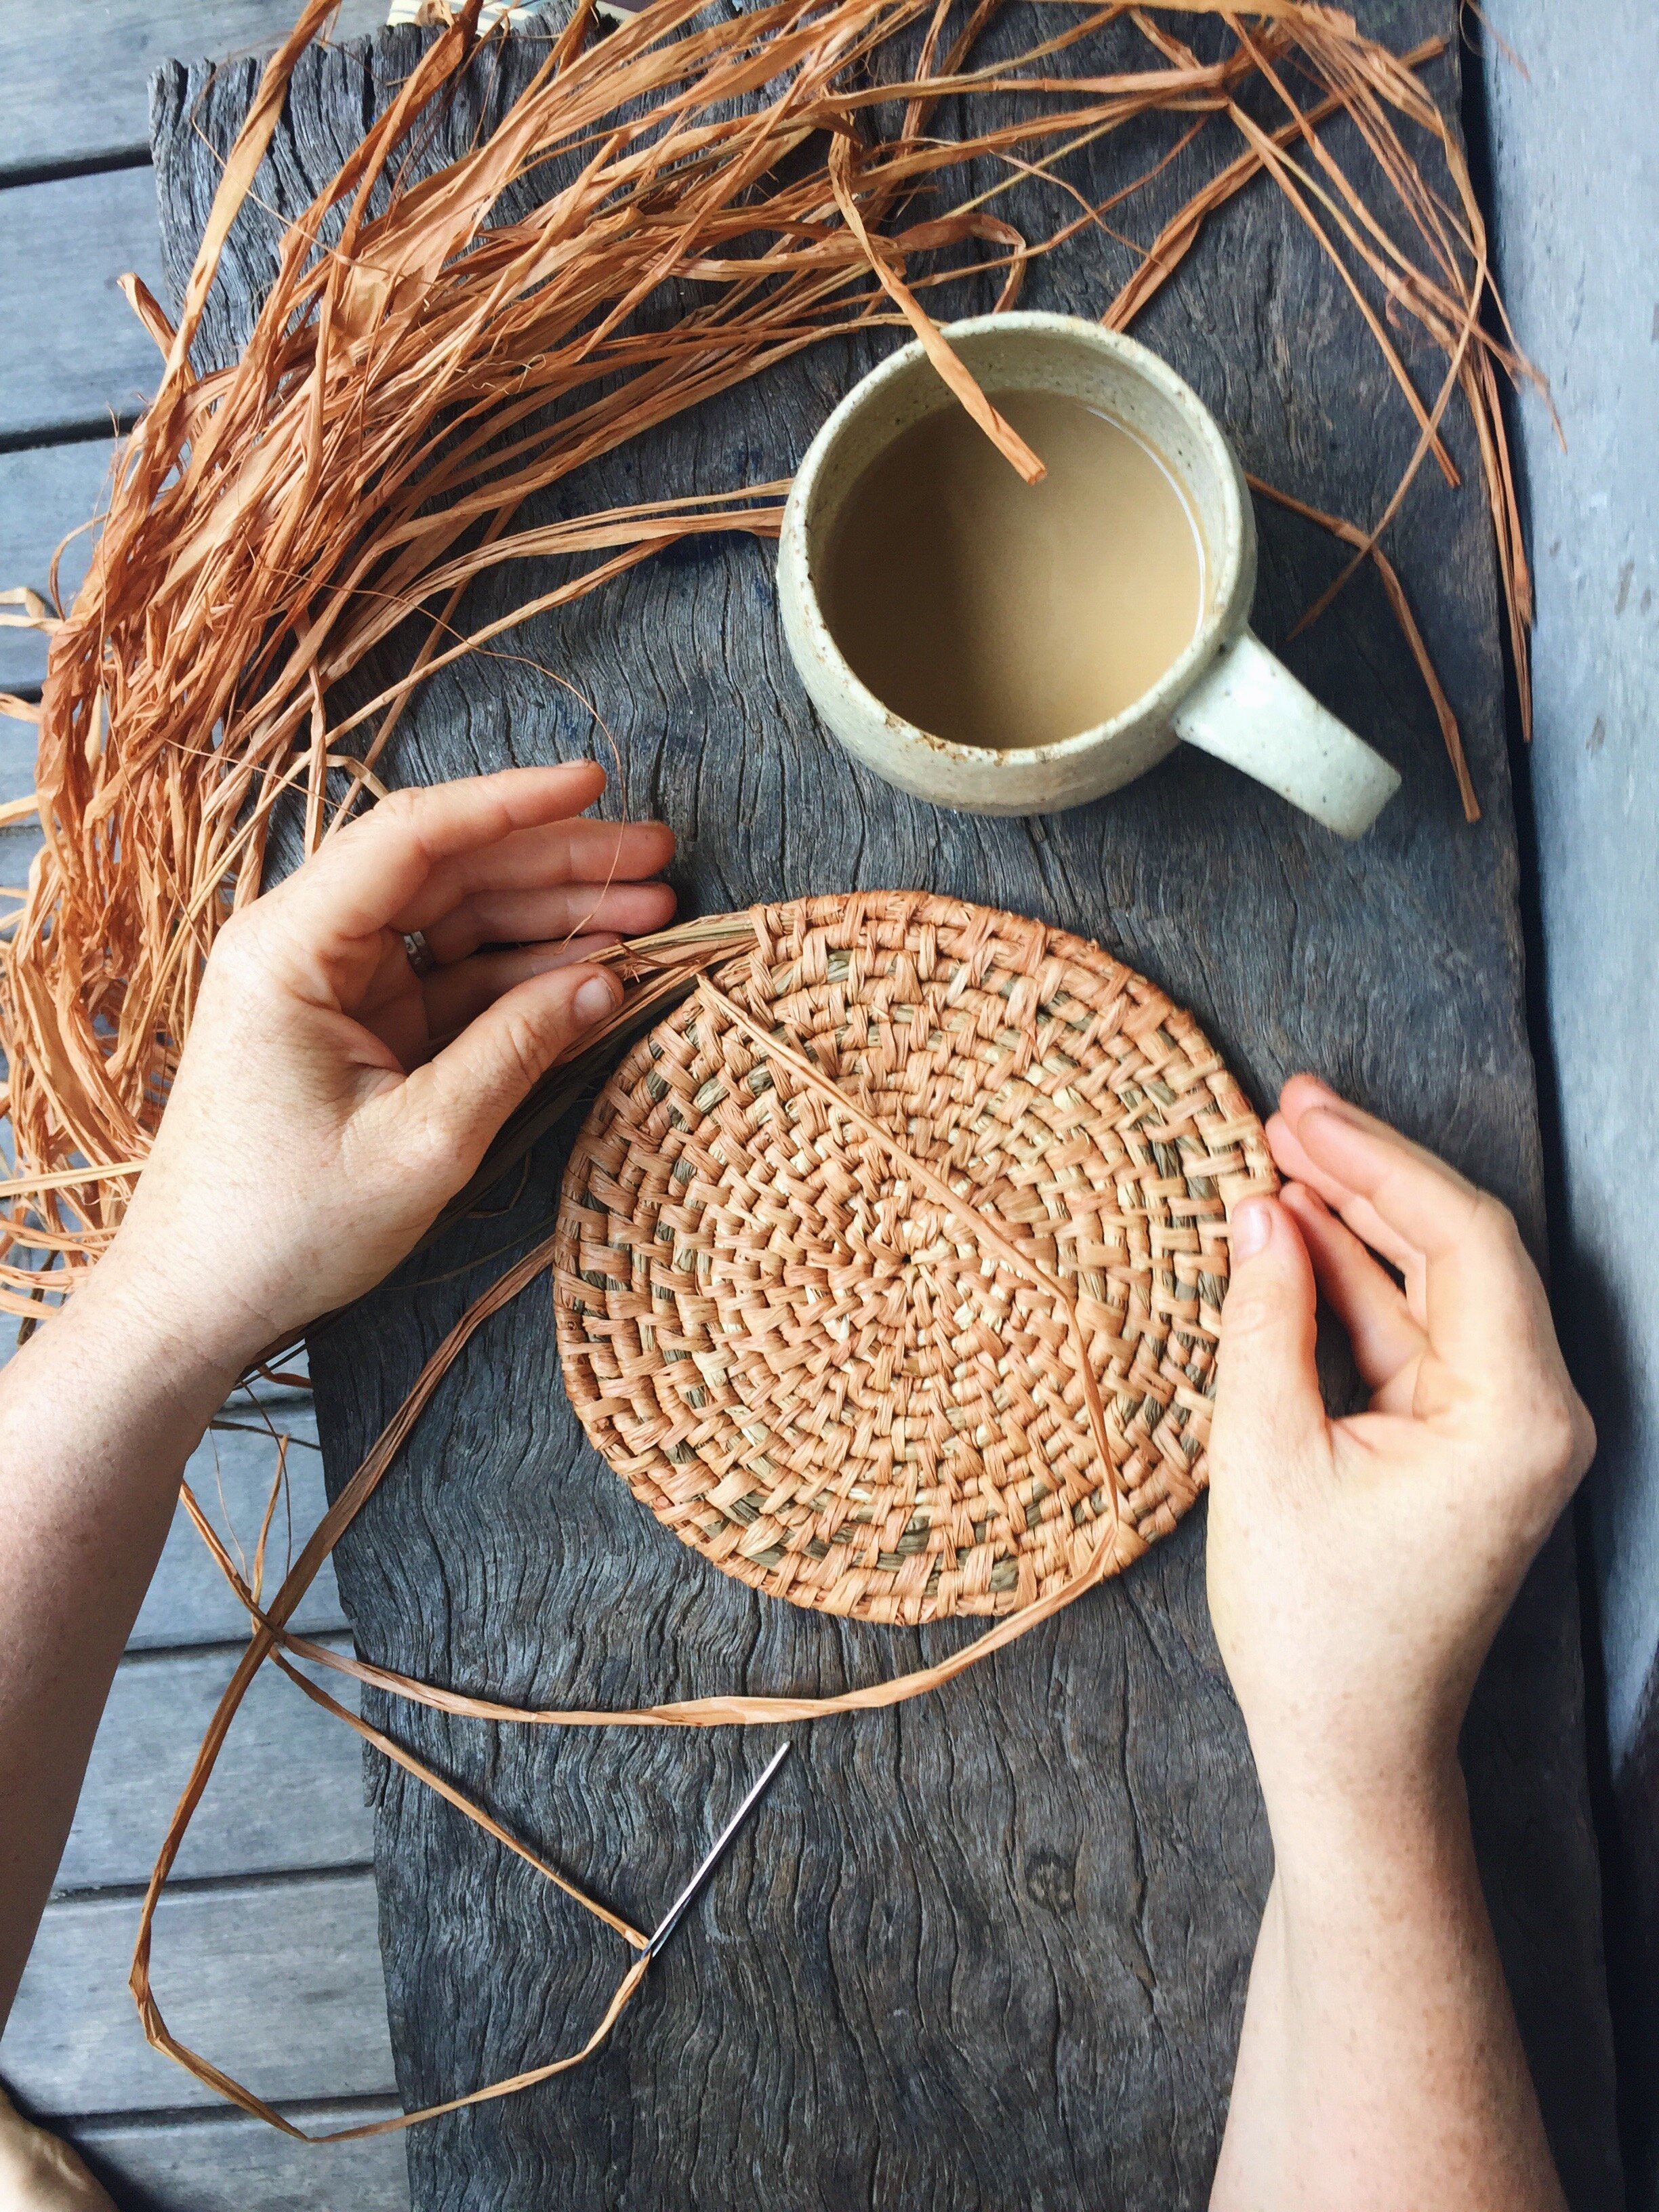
[3,5,1648,2208]
[0,9,411,2207]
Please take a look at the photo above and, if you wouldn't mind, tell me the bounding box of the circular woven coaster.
[554,893,1273,1625]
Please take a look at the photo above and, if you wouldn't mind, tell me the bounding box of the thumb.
[397,963,622,1173]
[1210,1195,1327,1475]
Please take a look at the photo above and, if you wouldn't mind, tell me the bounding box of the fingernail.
[1303,1099,1366,1136]
[1280,1180,1326,1215]
[1231,1197,1273,1259]
[1291,1073,1357,1119]
[575,975,620,1023]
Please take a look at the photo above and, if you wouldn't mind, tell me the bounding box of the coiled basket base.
[554,893,1273,1625]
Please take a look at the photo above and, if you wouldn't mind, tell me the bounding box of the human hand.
[1206,1076,1594,1834]
[98,762,674,1380]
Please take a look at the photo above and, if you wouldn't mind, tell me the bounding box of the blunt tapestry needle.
[645,1742,792,1963]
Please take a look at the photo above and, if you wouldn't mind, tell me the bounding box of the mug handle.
[1170,629,1401,839]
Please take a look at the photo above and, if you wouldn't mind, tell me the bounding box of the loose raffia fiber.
[556,893,1272,1622]
[0,0,1542,1314]
[134,897,1272,2139]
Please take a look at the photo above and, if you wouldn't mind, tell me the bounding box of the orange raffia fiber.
[140,895,1275,2139]
[0,0,1541,1318]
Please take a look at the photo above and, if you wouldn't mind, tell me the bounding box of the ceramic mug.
[777,312,1401,837]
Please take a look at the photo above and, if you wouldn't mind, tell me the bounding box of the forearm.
[1212,1761,1564,2212]
[0,1253,240,2019]
[0,767,655,2026]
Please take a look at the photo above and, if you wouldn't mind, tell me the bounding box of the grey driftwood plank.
[0,1,385,181]
[0,437,115,692]
[0,711,42,810]
[129,1401,350,1650]
[68,2101,409,2212]
[0,1870,396,2118]
[54,1638,372,1893]
[0,169,165,443]
[152,9,1622,2210]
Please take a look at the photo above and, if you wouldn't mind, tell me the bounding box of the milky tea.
[821,388,1205,753]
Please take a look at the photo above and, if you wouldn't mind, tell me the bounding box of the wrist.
[1263,1744,1471,1915]
[71,1239,255,1412]
[1239,1674,1469,1851]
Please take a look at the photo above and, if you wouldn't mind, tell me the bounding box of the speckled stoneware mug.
[777,312,1401,838]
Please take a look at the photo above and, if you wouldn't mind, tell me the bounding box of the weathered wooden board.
[129,1401,350,1650]
[0,437,115,691]
[0,167,165,443]
[0,712,41,810]
[0,1,384,182]
[54,1637,371,1892]
[68,2102,409,2212]
[153,11,1622,2210]
[1,1871,395,2116]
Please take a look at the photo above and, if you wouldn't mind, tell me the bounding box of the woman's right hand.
[1206,1076,1594,1830]
[99,762,674,1380]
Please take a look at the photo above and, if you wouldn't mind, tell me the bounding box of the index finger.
[1286,1086,1544,1382]
[1280,1078,1483,1260]
[274,763,609,947]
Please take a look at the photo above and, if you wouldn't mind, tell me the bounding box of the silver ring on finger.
[403,927,438,978]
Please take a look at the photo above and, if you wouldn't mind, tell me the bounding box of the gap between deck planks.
[0,3,387,184]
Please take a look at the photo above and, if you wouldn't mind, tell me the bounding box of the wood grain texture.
[152,12,1621,2208]
[1,1871,395,2118]
[0,168,165,442]
[0,1,384,180]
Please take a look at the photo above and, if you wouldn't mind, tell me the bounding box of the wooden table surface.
[140,7,1617,2207]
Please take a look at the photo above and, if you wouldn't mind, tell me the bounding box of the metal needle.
[645,1742,792,1962]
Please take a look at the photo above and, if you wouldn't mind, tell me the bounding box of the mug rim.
[781,310,1253,769]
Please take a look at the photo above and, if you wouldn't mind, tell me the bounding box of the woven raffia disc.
[554,894,1274,1625]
